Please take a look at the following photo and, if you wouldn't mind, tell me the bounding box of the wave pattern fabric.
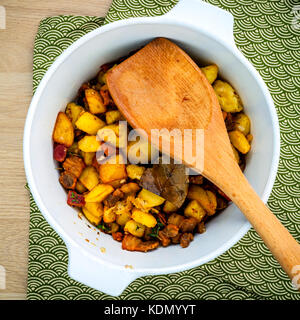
[27,0,300,300]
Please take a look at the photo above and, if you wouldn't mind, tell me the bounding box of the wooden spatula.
[107,37,300,286]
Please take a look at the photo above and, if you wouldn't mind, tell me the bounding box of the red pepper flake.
[67,190,85,207]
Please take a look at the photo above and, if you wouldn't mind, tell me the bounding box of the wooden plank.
[0,0,112,299]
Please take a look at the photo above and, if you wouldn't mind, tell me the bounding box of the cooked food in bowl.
[52,54,252,253]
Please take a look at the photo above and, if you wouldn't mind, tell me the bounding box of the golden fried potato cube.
[79,166,99,191]
[65,102,84,126]
[127,138,153,164]
[97,124,120,147]
[84,202,103,218]
[84,184,114,203]
[213,80,243,113]
[82,151,95,166]
[76,180,87,193]
[75,112,105,135]
[85,88,106,114]
[184,200,206,222]
[116,210,131,227]
[78,135,101,152]
[82,207,102,225]
[126,164,145,180]
[138,188,165,207]
[103,207,116,223]
[201,64,218,84]
[52,112,74,147]
[132,208,157,228]
[229,130,251,154]
[231,144,240,163]
[163,201,178,213]
[233,113,251,136]
[106,110,123,124]
[187,185,217,216]
[124,220,145,238]
[99,155,127,184]
[120,182,140,194]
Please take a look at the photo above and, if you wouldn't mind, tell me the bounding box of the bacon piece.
[180,233,194,248]
[54,144,67,162]
[59,171,77,189]
[63,156,85,178]
[67,190,85,207]
[163,224,179,238]
[122,234,159,252]
[158,230,171,247]
[112,232,123,242]
[179,217,198,233]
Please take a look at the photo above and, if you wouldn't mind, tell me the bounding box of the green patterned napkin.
[27,0,300,300]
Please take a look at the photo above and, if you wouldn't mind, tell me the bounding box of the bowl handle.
[165,0,235,46]
[67,243,138,296]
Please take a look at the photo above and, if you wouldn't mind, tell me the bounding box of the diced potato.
[84,184,114,203]
[107,179,126,189]
[65,102,84,126]
[127,138,152,164]
[206,191,218,216]
[79,166,99,191]
[78,135,101,152]
[120,182,140,194]
[138,189,165,207]
[247,133,253,143]
[76,180,87,193]
[116,210,132,227]
[229,130,251,154]
[124,220,145,237]
[201,64,218,84]
[163,201,178,213]
[75,112,105,135]
[126,164,145,180]
[99,65,117,84]
[187,185,217,215]
[52,112,74,147]
[233,113,250,136]
[82,207,101,225]
[99,154,127,183]
[132,208,157,228]
[184,200,206,222]
[85,88,106,114]
[103,207,116,223]
[231,144,240,163]
[84,202,103,218]
[97,124,120,147]
[82,151,95,166]
[213,80,243,113]
[106,110,122,124]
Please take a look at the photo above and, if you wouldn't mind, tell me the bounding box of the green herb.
[149,220,164,238]
[97,222,109,232]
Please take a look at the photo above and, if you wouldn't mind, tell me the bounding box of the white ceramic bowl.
[23,0,280,296]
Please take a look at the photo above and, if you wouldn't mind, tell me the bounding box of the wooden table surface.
[0,0,112,300]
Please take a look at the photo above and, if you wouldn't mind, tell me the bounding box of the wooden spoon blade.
[107,37,217,133]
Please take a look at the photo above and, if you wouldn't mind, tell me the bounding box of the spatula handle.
[223,171,300,289]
